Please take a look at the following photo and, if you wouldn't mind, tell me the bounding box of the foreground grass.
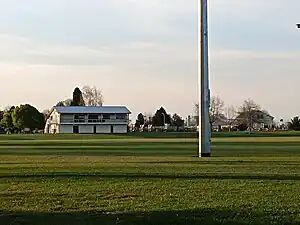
[1,134,300,224]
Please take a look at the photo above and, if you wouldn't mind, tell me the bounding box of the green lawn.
[1,133,300,224]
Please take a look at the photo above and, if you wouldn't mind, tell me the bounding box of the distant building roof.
[55,106,131,114]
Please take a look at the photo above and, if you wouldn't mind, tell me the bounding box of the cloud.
[210,0,284,18]
[0,33,197,72]
[0,31,197,119]
[0,0,198,120]
[211,48,300,60]
[209,0,300,52]
[0,0,197,47]
[209,47,300,120]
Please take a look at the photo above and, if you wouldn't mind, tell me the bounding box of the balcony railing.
[60,119,128,124]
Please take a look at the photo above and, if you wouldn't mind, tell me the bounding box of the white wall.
[96,125,110,133]
[113,125,127,134]
[49,124,59,133]
[79,125,93,134]
[60,125,73,134]
[49,110,60,124]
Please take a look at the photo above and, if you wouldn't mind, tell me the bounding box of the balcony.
[60,118,128,124]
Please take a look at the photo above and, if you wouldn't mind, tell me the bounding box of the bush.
[237,124,248,131]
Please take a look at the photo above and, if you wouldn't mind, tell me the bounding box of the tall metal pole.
[199,0,211,157]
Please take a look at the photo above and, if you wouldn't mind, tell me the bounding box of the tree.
[82,85,104,106]
[288,116,300,131]
[56,101,64,107]
[171,114,184,131]
[151,107,171,126]
[56,99,72,107]
[42,109,52,121]
[224,105,236,130]
[143,112,153,128]
[237,99,260,131]
[12,104,45,131]
[0,106,16,132]
[0,110,3,123]
[135,113,145,129]
[194,103,199,126]
[209,96,225,126]
[71,87,85,106]
[194,96,225,127]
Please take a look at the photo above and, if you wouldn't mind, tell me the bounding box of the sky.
[0,0,300,121]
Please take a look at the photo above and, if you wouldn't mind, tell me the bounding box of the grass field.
[1,132,300,224]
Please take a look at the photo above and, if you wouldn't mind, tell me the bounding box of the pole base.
[200,152,211,157]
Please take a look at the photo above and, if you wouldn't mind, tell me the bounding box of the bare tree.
[144,112,153,125]
[82,85,104,106]
[194,103,199,126]
[3,105,12,113]
[56,99,72,107]
[194,103,199,115]
[224,105,236,131]
[42,109,51,121]
[238,99,260,131]
[209,96,225,125]
[64,99,73,106]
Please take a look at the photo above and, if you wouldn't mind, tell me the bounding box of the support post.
[199,0,211,157]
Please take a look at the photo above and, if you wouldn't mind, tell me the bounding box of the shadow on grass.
[0,132,198,140]
[0,209,297,225]
[141,160,300,165]
[2,173,300,181]
[0,141,197,147]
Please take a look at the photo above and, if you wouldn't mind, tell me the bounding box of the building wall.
[60,125,73,134]
[96,125,111,133]
[79,125,94,134]
[46,110,130,134]
[50,111,60,124]
[49,124,59,134]
[113,125,127,134]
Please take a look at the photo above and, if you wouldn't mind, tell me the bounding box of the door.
[73,125,79,134]
[93,126,96,134]
[110,125,114,134]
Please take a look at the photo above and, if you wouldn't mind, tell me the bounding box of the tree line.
[2,85,300,133]
[194,96,300,132]
[194,96,273,131]
[133,107,185,132]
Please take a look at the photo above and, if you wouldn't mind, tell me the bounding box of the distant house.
[44,106,131,134]
[235,110,274,130]
[211,114,228,131]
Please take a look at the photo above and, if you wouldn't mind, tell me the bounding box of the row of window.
[61,118,128,123]
[74,114,127,120]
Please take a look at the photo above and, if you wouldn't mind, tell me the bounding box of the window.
[102,114,111,119]
[74,115,85,120]
[116,114,126,119]
[88,114,99,120]
[74,114,85,123]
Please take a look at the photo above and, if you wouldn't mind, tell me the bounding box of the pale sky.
[0,0,300,121]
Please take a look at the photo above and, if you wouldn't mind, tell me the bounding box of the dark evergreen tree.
[151,107,171,126]
[71,87,85,106]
